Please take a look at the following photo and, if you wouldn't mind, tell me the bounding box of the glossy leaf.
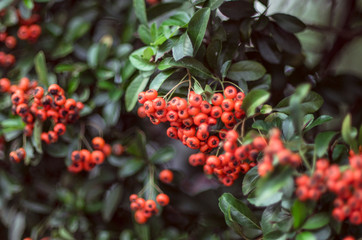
[102,184,122,222]
[315,131,337,158]
[341,114,358,151]
[219,193,262,239]
[271,13,306,33]
[219,0,255,20]
[149,70,175,91]
[242,167,259,195]
[305,115,333,131]
[172,33,193,61]
[118,158,144,178]
[34,51,48,87]
[275,92,323,114]
[303,213,330,230]
[187,8,210,54]
[129,47,156,71]
[125,74,150,112]
[150,146,175,164]
[227,60,266,81]
[242,89,270,117]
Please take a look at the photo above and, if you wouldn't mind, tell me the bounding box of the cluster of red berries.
[9,147,26,163]
[189,130,267,186]
[129,193,170,224]
[0,8,41,68]
[258,128,301,176]
[68,137,110,173]
[138,86,246,153]
[296,152,362,225]
[0,78,83,143]
[129,169,173,224]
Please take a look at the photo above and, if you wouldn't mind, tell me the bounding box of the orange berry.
[159,169,173,184]
[92,137,105,150]
[156,193,170,206]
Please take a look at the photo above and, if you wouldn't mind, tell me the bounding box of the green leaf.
[31,119,42,153]
[9,212,26,240]
[187,8,210,54]
[149,70,175,91]
[315,131,337,158]
[227,60,266,81]
[219,0,255,20]
[254,167,293,207]
[303,213,330,230]
[242,89,270,117]
[103,101,121,126]
[304,115,332,131]
[125,74,150,112]
[220,60,231,79]
[270,23,302,54]
[118,158,144,178]
[59,227,75,240]
[0,0,12,11]
[64,18,91,42]
[255,36,282,64]
[341,114,358,151]
[102,184,122,222]
[292,200,310,229]
[34,51,48,87]
[359,124,362,147]
[133,0,148,25]
[147,2,183,21]
[296,232,316,240]
[172,33,193,61]
[23,0,34,9]
[175,57,212,79]
[129,47,156,71]
[242,167,259,195]
[271,13,306,33]
[138,25,152,45]
[275,92,323,114]
[150,146,175,164]
[45,143,69,158]
[219,193,262,239]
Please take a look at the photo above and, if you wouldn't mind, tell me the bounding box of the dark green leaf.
[187,8,210,54]
[305,115,332,131]
[34,51,48,87]
[176,57,212,79]
[172,33,193,61]
[9,212,25,240]
[219,193,262,239]
[303,213,330,230]
[147,2,183,20]
[206,40,222,70]
[254,167,293,207]
[102,184,122,222]
[275,91,323,114]
[242,89,270,117]
[255,36,281,64]
[150,146,175,164]
[125,74,150,112]
[227,60,266,81]
[118,158,144,178]
[45,143,69,158]
[31,119,42,153]
[59,228,75,240]
[103,101,121,126]
[149,70,175,91]
[242,167,259,195]
[270,23,302,54]
[271,13,306,33]
[315,131,337,158]
[219,0,255,20]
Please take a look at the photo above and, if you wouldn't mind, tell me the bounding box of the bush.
[0,0,361,240]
